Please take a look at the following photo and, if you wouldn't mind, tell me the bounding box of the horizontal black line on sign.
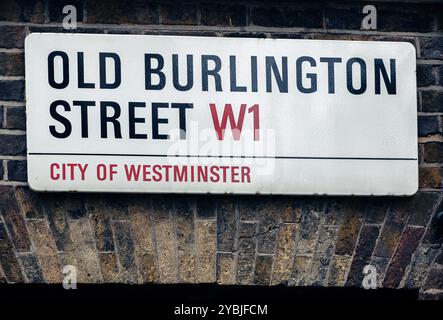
[28,153,417,161]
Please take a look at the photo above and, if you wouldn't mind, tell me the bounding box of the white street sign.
[25,33,417,195]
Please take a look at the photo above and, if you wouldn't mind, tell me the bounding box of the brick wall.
[0,0,442,299]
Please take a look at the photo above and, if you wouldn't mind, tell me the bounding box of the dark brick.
[417,64,437,87]
[364,198,390,224]
[253,254,273,285]
[422,198,443,244]
[7,160,27,182]
[424,142,443,163]
[5,106,25,130]
[0,222,24,282]
[112,220,138,283]
[436,249,443,265]
[236,222,257,285]
[373,200,411,258]
[0,0,44,23]
[160,3,197,25]
[250,6,322,28]
[408,192,440,226]
[238,196,263,221]
[0,53,24,77]
[296,199,323,255]
[438,66,443,86]
[28,26,105,34]
[323,198,345,225]
[14,187,45,219]
[0,105,3,128]
[196,196,216,218]
[325,7,361,29]
[0,134,26,155]
[383,226,425,288]
[421,91,443,112]
[256,199,282,254]
[310,226,338,286]
[48,0,84,22]
[0,26,25,48]
[223,32,267,39]
[345,225,380,287]
[105,195,129,221]
[423,267,443,290]
[151,196,172,220]
[0,186,32,252]
[19,252,44,283]
[0,161,3,180]
[418,115,440,137]
[421,37,443,60]
[419,167,442,189]
[64,197,87,219]
[217,197,236,252]
[0,80,25,101]
[200,3,246,27]
[87,0,158,24]
[378,5,436,33]
[403,244,440,288]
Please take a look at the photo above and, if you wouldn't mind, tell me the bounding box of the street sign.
[25,33,417,195]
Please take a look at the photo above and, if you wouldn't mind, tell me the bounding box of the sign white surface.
[25,33,418,195]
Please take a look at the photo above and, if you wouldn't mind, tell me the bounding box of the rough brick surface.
[0,0,441,300]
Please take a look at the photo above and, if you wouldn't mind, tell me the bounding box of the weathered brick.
[174,198,195,283]
[5,106,25,130]
[98,252,119,283]
[196,196,216,218]
[151,196,172,220]
[253,254,273,285]
[403,244,440,288]
[0,222,24,282]
[417,64,437,87]
[435,248,443,265]
[364,198,390,224]
[0,26,25,49]
[42,195,73,251]
[419,167,442,189]
[325,7,361,29]
[334,200,365,256]
[87,0,158,24]
[48,0,84,22]
[424,142,443,164]
[421,37,443,60]
[256,200,280,254]
[200,3,247,27]
[112,220,137,283]
[0,186,31,252]
[251,5,322,28]
[423,267,443,290]
[154,219,177,283]
[421,91,443,113]
[418,115,440,137]
[236,222,257,285]
[15,187,45,220]
[326,254,352,287]
[0,263,6,283]
[370,256,390,288]
[217,197,237,252]
[128,198,156,282]
[160,3,197,25]
[310,226,338,286]
[105,195,129,221]
[25,219,62,283]
[373,200,411,259]
[377,4,436,33]
[0,53,24,77]
[422,198,443,244]
[86,197,115,252]
[290,255,312,286]
[345,225,380,287]
[62,218,102,283]
[296,199,322,255]
[0,80,25,101]
[18,252,44,283]
[0,134,26,156]
[272,223,298,285]
[0,0,44,23]
[238,196,262,221]
[383,226,425,288]
[408,192,440,226]
[195,220,216,283]
[438,65,443,85]
[7,160,27,182]
[216,252,236,285]
[323,199,344,226]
